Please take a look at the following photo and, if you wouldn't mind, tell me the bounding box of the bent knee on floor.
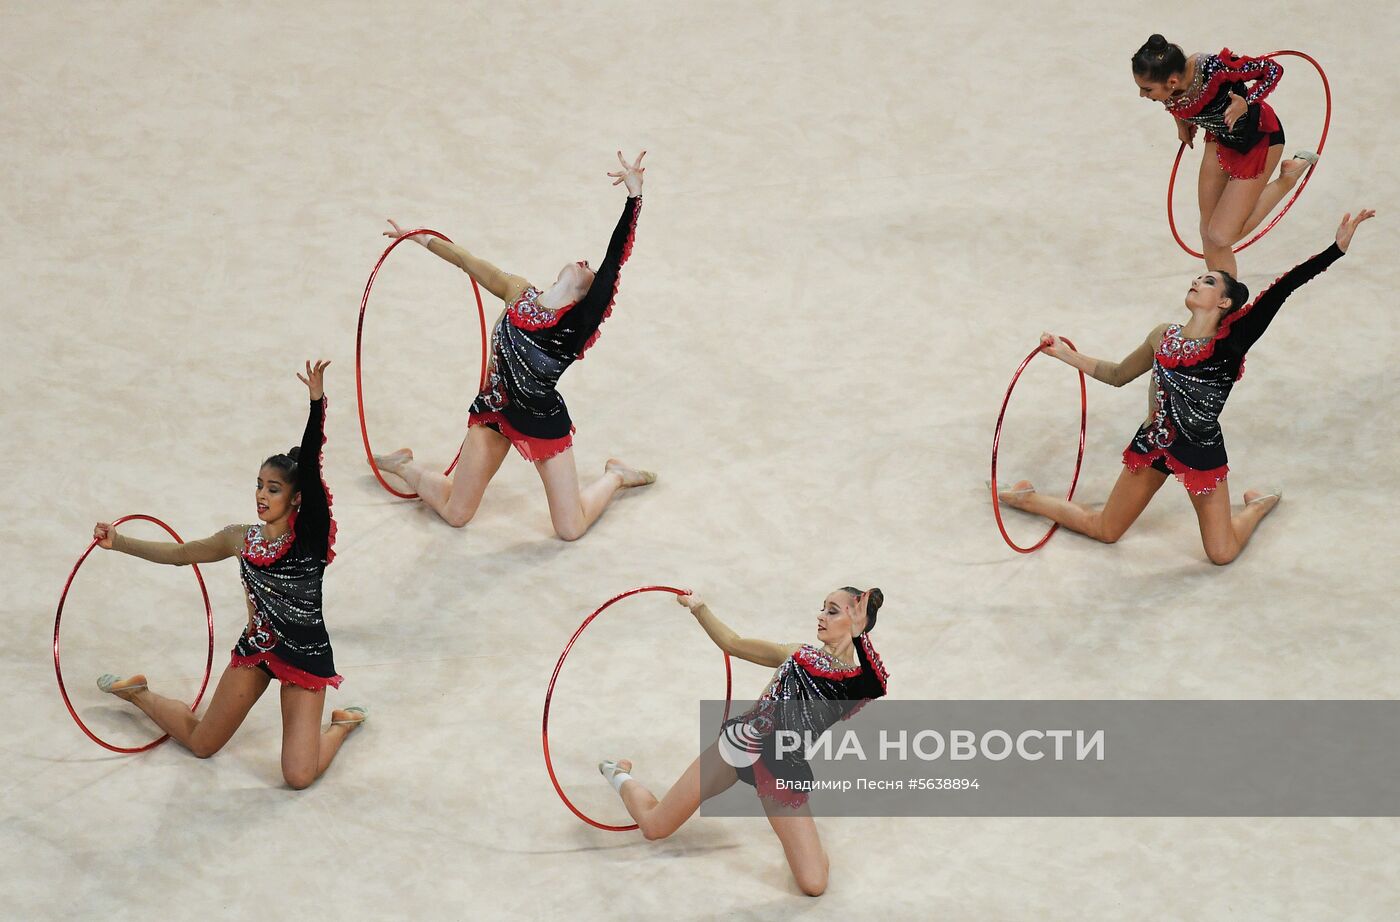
[283,769,318,790]
[443,508,476,529]
[1087,513,1125,545]
[554,522,587,542]
[639,821,674,842]
[188,738,224,759]
[796,870,828,897]
[1205,545,1240,566]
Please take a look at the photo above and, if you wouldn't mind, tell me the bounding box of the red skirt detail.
[468,411,574,462]
[1207,102,1282,180]
[1122,446,1229,496]
[230,651,344,690]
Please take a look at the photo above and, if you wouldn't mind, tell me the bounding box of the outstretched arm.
[678,593,798,668]
[572,152,645,316]
[1039,327,1163,388]
[383,220,527,303]
[293,360,333,561]
[97,522,243,565]
[1224,209,1375,356]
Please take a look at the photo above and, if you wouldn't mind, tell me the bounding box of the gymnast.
[997,210,1375,564]
[1132,34,1318,275]
[598,588,889,896]
[95,361,365,788]
[374,151,654,540]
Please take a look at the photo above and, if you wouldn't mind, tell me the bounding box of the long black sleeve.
[1223,243,1344,358]
[294,397,332,561]
[564,195,641,342]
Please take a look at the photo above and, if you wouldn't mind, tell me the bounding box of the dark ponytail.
[1131,34,1186,82]
[262,445,301,481]
[842,586,883,635]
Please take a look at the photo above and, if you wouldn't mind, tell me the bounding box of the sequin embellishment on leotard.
[507,286,578,331]
[241,523,294,566]
[1156,324,1215,365]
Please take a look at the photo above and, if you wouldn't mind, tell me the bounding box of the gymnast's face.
[1134,75,1180,104]
[256,465,300,524]
[552,260,595,301]
[816,591,863,645]
[1186,271,1231,313]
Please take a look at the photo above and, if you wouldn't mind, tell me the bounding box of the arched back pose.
[95,361,365,788]
[1133,34,1317,276]
[997,210,1374,565]
[598,588,890,896]
[374,151,654,541]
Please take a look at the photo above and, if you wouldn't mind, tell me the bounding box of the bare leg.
[377,425,512,527]
[1202,147,1284,274]
[535,450,654,541]
[278,684,364,789]
[1197,142,1233,274]
[762,797,829,897]
[997,464,1169,544]
[1188,479,1282,565]
[104,665,270,758]
[612,743,738,840]
[1238,146,1298,236]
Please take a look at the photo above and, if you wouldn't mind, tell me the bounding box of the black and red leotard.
[111,398,343,690]
[1124,242,1346,494]
[719,633,890,808]
[467,194,642,461]
[1167,49,1285,180]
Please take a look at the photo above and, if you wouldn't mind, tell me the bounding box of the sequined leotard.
[1123,242,1346,494]
[1166,49,1284,180]
[468,194,642,461]
[111,398,342,690]
[720,633,889,808]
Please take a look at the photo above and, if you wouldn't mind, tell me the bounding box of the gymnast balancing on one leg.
[95,361,365,788]
[598,589,890,896]
[374,151,654,540]
[1132,34,1317,276]
[997,210,1374,564]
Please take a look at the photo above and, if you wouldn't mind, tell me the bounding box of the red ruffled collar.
[790,635,890,692]
[507,286,580,331]
[1165,48,1261,119]
[1155,270,1274,373]
[793,644,861,680]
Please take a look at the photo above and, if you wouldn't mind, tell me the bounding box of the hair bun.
[866,587,884,616]
[287,446,302,461]
[1147,33,1168,50]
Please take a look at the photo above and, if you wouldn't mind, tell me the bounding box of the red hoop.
[542,586,734,831]
[356,229,489,499]
[990,340,1088,554]
[1168,50,1332,258]
[53,515,216,754]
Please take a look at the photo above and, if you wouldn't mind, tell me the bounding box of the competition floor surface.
[4,1,1398,918]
